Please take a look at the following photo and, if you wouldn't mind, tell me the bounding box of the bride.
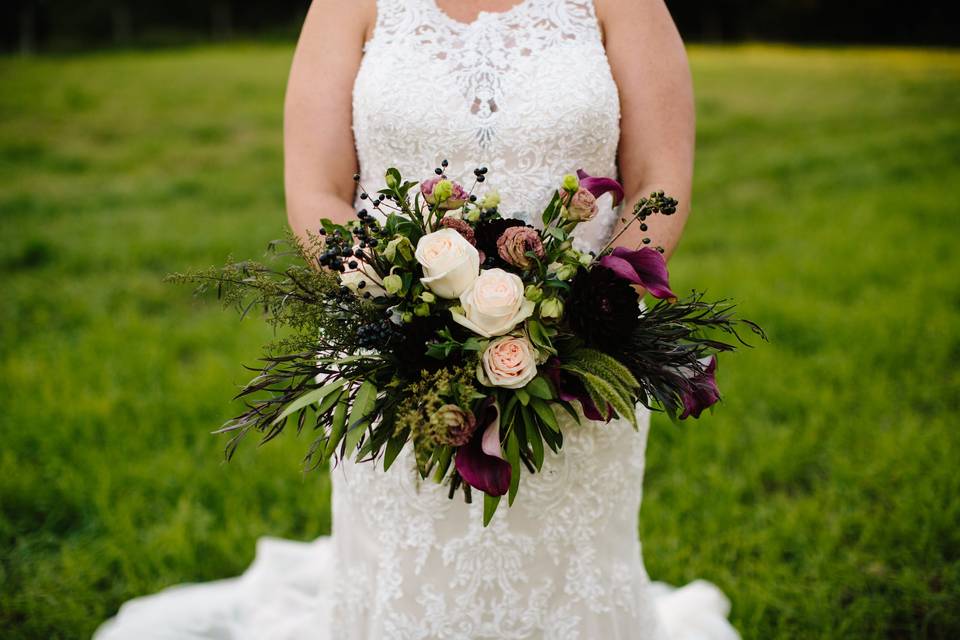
[97,1,739,638]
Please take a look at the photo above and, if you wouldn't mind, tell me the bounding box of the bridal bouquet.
[172,162,763,524]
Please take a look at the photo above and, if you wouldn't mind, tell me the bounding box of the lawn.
[1,43,958,639]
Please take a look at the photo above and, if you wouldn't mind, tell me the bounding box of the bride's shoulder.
[299,0,377,46]
[592,0,666,31]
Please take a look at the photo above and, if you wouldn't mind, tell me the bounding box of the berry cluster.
[356,318,398,349]
[634,191,678,253]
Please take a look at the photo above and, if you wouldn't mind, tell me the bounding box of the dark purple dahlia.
[566,266,640,352]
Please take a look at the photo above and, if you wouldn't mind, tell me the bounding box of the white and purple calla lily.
[679,356,721,419]
[598,247,677,301]
[454,400,511,496]
[576,169,625,207]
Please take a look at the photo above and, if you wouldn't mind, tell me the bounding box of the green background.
[1,43,958,638]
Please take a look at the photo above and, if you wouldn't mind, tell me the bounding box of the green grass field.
[1,43,958,638]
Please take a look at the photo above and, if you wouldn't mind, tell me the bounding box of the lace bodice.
[352,0,623,253]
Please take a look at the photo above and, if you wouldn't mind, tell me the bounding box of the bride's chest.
[352,8,621,155]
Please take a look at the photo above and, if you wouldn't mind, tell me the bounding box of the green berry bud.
[480,190,501,209]
[561,174,580,193]
[556,264,577,281]
[420,291,436,303]
[524,284,544,302]
[540,298,564,320]
[433,179,453,204]
[383,274,402,295]
[383,235,414,263]
[414,303,430,317]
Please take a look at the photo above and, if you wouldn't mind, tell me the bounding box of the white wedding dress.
[96,1,739,638]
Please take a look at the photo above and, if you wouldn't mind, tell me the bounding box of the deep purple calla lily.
[599,246,677,301]
[455,400,511,496]
[544,359,614,422]
[679,356,721,419]
[576,169,624,207]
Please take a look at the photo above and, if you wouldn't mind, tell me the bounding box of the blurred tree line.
[2,0,957,53]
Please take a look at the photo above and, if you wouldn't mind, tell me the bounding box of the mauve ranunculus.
[439,216,476,246]
[421,176,468,209]
[679,356,720,419]
[496,226,545,270]
[563,188,599,222]
[435,404,478,447]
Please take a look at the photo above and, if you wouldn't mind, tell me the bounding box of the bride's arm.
[597,0,695,261]
[284,0,375,242]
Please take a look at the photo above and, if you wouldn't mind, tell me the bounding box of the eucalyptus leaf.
[271,378,347,426]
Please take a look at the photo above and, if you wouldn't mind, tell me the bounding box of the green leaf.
[545,226,567,241]
[383,431,407,471]
[506,430,521,506]
[434,445,454,484]
[543,279,571,291]
[385,167,401,189]
[525,375,554,400]
[345,380,378,454]
[515,388,530,406]
[525,416,545,471]
[323,397,349,459]
[527,320,556,355]
[462,337,488,352]
[315,387,344,418]
[541,190,561,227]
[529,397,560,432]
[483,493,502,527]
[556,399,581,423]
[272,378,347,426]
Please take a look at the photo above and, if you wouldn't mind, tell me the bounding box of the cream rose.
[478,335,538,389]
[451,268,535,337]
[415,228,481,299]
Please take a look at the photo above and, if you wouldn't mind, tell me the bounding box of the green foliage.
[394,364,481,475]
[1,43,959,639]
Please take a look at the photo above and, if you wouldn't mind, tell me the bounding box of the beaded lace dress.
[96,1,739,638]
